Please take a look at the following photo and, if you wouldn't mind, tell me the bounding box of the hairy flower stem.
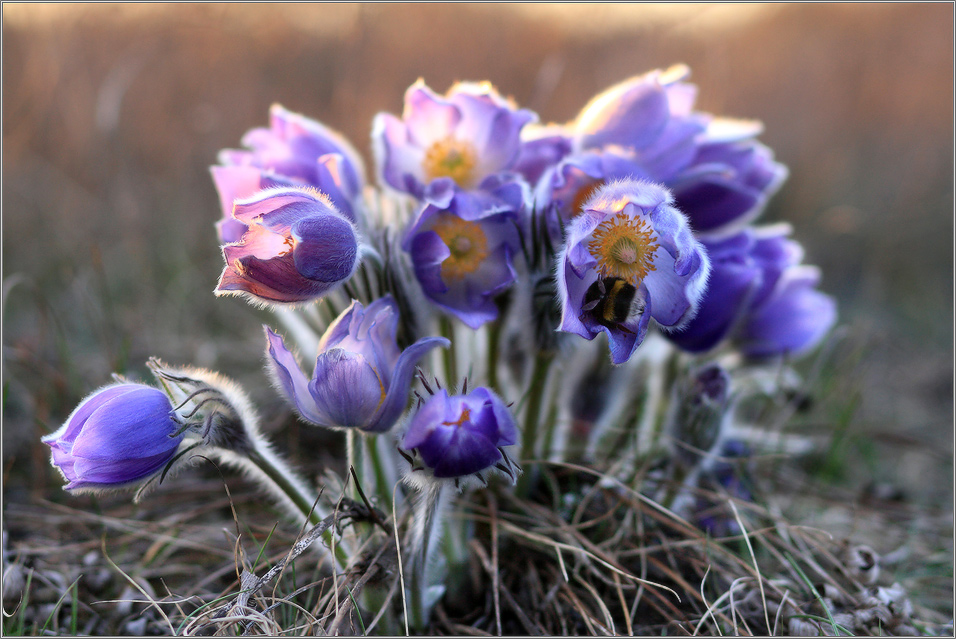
[408,483,451,630]
[203,447,351,573]
[516,351,554,496]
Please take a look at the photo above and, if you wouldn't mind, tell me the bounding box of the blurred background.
[3,4,952,510]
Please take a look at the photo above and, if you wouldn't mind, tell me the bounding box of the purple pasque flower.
[216,187,361,306]
[557,179,710,364]
[42,384,183,492]
[400,387,518,481]
[265,297,449,433]
[737,262,837,359]
[667,224,836,357]
[569,66,787,236]
[402,174,527,328]
[213,104,366,243]
[372,80,537,200]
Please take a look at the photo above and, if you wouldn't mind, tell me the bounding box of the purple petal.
[290,215,358,283]
[575,72,671,151]
[68,449,178,490]
[308,350,385,428]
[264,326,329,425]
[69,387,179,460]
[363,336,450,433]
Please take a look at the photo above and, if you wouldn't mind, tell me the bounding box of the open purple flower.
[667,225,836,357]
[737,263,837,359]
[565,66,787,237]
[265,297,448,433]
[216,188,361,306]
[372,80,537,200]
[42,384,183,492]
[213,104,366,243]
[402,175,527,328]
[557,179,710,364]
[400,387,518,481]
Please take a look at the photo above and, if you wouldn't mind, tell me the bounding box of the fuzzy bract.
[42,384,183,492]
[265,297,448,433]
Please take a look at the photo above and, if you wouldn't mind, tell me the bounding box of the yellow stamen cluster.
[423,136,477,187]
[431,214,489,282]
[443,404,472,429]
[587,214,659,283]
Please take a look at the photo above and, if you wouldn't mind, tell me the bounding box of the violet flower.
[555,65,787,237]
[402,175,527,328]
[400,387,519,481]
[557,179,710,364]
[216,188,361,306]
[372,80,537,200]
[42,384,183,492]
[667,225,836,357]
[265,297,448,433]
[213,104,366,243]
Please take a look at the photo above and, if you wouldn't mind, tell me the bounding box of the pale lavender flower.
[42,384,183,492]
[372,80,537,200]
[265,297,448,433]
[213,104,365,242]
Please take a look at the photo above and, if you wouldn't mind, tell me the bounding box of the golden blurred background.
[3,4,952,504]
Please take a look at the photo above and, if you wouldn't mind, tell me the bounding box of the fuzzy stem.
[408,483,450,630]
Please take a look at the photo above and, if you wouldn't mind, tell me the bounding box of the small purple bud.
[42,384,183,492]
[400,387,519,481]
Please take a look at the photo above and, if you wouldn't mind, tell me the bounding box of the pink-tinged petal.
[403,82,462,147]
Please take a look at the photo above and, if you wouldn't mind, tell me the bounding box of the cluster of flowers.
[43,66,836,623]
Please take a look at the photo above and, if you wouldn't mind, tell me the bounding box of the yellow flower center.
[431,214,489,282]
[423,136,477,187]
[588,214,659,283]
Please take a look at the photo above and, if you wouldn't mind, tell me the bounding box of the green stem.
[516,351,554,496]
[438,315,458,387]
[243,448,351,570]
[486,320,501,391]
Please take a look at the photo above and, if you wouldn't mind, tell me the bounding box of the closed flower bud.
[42,384,184,492]
[216,187,362,306]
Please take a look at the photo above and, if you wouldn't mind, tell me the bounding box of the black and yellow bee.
[582,277,645,330]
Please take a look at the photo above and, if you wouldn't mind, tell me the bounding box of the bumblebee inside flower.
[557,179,710,364]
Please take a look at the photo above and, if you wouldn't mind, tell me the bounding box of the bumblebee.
[582,277,645,329]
